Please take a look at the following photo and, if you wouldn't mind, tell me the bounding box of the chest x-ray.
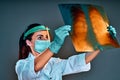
[59,4,120,52]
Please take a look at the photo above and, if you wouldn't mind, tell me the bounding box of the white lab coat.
[15,53,91,80]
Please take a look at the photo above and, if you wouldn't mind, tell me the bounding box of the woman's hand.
[49,25,71,54]
[107,25,117,39]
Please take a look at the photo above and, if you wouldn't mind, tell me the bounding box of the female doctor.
[15,23,116,80]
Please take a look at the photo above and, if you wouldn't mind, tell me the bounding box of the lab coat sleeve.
[62,53,91,76]
[15,59,39,80]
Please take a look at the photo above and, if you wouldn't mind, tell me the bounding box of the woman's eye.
[37,36,43,40]
[37,35,49,40]
[46,35,48,39]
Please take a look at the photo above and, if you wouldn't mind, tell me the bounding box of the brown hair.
[18,23,42,59]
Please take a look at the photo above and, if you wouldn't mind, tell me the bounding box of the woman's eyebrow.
[37,34,43,37]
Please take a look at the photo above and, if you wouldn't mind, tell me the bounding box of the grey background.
[0,0,120,80]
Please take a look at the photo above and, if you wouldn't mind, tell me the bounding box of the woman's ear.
[26,40,32,47]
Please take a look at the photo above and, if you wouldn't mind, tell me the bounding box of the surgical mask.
[34,40,51,53]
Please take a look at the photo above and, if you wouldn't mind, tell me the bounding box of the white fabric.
[15,53,91,80]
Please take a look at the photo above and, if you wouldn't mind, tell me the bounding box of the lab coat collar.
[27,52,35,60]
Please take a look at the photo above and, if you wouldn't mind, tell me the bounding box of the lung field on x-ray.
[59,4,120,52]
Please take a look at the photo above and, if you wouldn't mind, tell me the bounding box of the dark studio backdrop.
[0,0,120,80]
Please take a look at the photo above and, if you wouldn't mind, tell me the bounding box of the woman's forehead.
[34,30,49,35]
[33,30,49,36]
[32,30,50,40]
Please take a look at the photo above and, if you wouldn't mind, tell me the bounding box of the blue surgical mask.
[34,40,51,53]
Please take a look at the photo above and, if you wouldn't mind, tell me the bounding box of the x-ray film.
[59,4,120,52]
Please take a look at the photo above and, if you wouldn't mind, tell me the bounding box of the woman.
[15,23,115,80]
